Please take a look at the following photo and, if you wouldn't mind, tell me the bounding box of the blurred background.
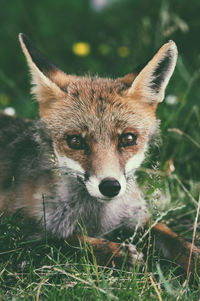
[0,0,199,213]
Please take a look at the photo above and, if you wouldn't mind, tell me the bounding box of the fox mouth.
[54,156,136,200]
[53,152,130,200]
[54,159,134,200]
[59,168,123,200]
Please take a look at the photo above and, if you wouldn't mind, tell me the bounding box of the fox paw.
[119,243,143,267]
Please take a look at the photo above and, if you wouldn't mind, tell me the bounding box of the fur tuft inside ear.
[19,33,74,103]
[127,41,178,103]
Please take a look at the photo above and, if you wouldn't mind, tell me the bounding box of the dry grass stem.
[168,128,200,150]
[186,194,200,280]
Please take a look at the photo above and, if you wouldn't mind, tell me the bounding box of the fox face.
[19,34,177,200]
[40,77,157,200]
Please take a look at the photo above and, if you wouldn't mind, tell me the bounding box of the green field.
[0,0,200,299]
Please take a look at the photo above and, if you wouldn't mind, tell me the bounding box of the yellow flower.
[118,46,130,58]
[72,42,90,56]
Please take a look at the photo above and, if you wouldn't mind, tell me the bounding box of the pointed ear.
[19,33,75,103]
[127,41,178,103]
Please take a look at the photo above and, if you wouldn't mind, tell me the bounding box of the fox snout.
[82,143,129,200]
[85,173,126,200]
[98,177,121,198]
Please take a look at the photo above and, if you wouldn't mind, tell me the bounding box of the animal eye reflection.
[66,135,86,150]
[119,133,137,148]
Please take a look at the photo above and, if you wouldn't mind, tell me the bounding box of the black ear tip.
[18,33,32,47]
[19,33,36,52]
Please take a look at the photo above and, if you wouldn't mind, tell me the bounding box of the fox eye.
[119,133,137,148]
[66,135,85,150]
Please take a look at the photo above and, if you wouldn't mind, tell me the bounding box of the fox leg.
[67,235,143,268]
[67,224,200,273]
[150,222,200,274]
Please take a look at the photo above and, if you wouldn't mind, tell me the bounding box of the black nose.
[99,177,121,198]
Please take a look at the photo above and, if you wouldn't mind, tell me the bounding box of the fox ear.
[19,33,75,103]
[127,41,178,103]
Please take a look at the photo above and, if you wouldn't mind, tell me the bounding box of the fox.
[0,34,200,272]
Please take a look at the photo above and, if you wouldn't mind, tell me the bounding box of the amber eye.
[119,133,137,148]
[66,135,85,150]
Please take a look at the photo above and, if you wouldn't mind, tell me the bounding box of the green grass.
[0,208,200,300]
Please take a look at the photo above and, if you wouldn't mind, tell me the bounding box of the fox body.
[3,34,197,269]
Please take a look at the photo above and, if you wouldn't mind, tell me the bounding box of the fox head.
[19,34,177,200]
